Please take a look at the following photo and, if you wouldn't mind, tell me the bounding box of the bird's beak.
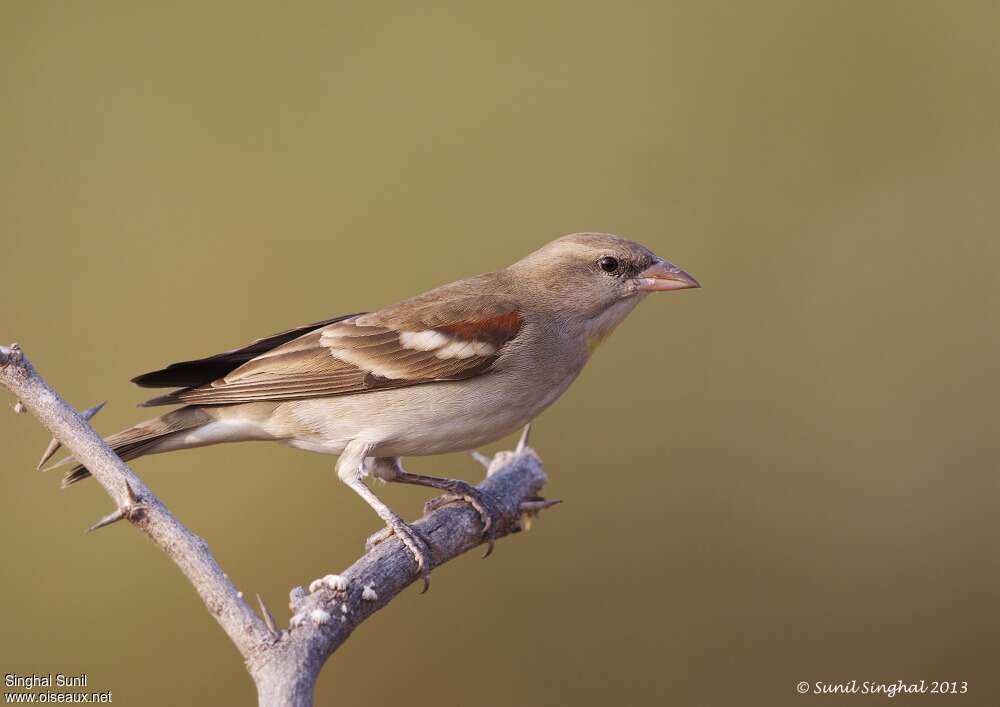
[635,260,701,292]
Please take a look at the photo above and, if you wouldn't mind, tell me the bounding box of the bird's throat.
[586,332,610,354]
[583,297,643,354]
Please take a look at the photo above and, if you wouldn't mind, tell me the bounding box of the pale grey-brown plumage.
[62,233,699,586]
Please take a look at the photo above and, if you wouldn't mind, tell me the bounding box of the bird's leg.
[337,443,433,591]
[369,457,506,557]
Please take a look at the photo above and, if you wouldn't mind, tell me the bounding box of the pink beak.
[635,260,701,292]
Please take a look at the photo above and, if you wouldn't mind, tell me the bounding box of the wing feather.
[131,313,361,389]
[139,304,523,407]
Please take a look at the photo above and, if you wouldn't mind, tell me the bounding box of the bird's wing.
[139,288,522,407]
[131,314,362,389]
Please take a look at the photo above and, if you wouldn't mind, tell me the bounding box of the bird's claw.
[365,517,433,592]
[423,482,504,558]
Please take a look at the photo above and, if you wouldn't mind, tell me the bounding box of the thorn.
[470,450,492,468]
[82,401,107,420]
[36,401,106,470]
[515,422,532,453]
[86,479,146,532]
[13,401,26,414]
[519,498,562,513]
[518,498,561,532]
[36,440,60,471]
[87,508,126,532]
[123,477,138,505]
[257,593,279,636]
[81,401,107,420]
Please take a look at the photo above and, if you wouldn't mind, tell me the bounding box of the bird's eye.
[598,256,620,274]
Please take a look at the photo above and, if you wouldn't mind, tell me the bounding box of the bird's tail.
[60,406,213,488]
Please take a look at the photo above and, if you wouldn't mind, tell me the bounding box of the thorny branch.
[0,344,555,707]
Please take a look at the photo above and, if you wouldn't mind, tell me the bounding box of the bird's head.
[507,232,700,344]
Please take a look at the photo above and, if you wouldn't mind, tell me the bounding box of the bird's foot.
[365,516,433,592]
[423,481,504,557]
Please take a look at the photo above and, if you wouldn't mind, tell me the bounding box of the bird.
[61,232,699,586]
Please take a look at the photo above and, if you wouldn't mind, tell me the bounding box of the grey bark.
[0,344,553,707]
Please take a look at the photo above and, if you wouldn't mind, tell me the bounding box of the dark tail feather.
[61,406,211,487]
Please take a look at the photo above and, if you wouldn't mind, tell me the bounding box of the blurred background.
[2,2,998,705]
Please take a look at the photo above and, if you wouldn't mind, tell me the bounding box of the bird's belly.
[378,396,541,456]
[274,368,577,458]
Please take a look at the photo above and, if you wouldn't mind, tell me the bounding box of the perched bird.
[63,233,699,584]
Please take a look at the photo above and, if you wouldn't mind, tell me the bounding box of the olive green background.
[2,2,998,706]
